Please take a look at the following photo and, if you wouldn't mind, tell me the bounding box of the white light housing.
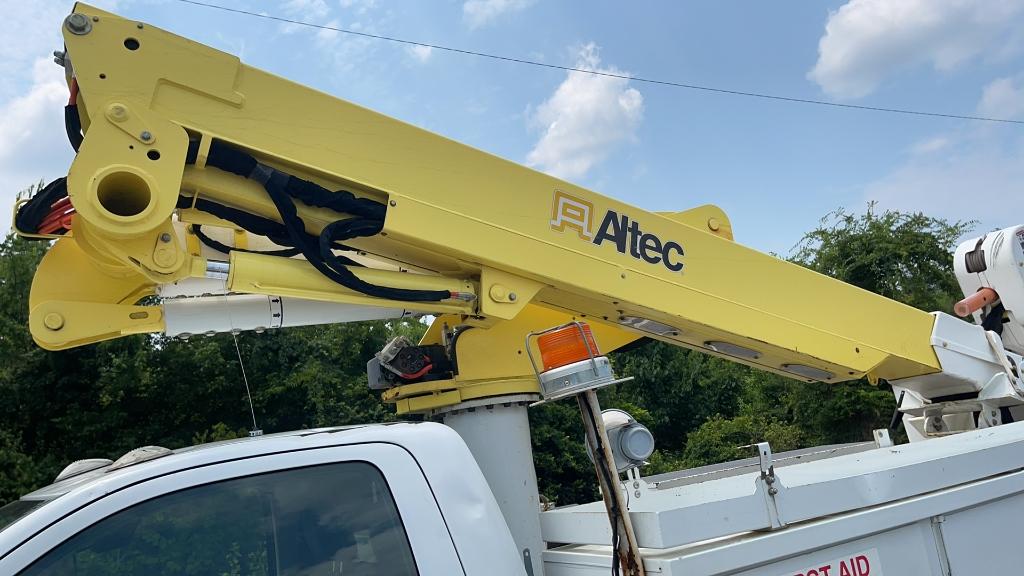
[585,409,656,473]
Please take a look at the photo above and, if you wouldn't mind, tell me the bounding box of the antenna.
[232,332,263,437]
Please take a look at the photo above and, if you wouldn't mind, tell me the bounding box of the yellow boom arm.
[22,3,940,413]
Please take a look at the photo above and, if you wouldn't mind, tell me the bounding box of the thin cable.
[232,332,261,434]
[176,0,1024,125]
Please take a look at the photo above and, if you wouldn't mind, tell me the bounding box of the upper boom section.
[22,4,940,386]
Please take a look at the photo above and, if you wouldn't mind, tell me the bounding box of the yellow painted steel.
[384,304,641,414]
[24,5,943,409]
[226,252,476,316]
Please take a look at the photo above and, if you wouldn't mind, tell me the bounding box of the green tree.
[792,204,972,313]
[681,415,804,467]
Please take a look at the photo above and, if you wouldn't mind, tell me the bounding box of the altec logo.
[549,190,684,273]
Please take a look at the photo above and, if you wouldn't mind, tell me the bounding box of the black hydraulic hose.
[192,224,302,257]
[15,177,69,237]
[175,196,360,266]
[64,105,83,152]
[260,169,452,302]
[182,139,452,302]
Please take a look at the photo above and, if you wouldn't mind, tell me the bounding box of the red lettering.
[819,565,832,576]
[839,561,852,576]
[807,570,818,576]
[855,555,870,575]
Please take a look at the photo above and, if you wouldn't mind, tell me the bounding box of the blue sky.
[2,0,1023,254]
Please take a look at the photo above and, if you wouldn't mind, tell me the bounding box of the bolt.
[632,481,640,489]
[634,490,641,498]
[92,16,99,22]
[389,200,397,207]
[508,292,517,302]
[43,313,65,331]
[768,487,778,496]
[707,217,721,232]
[53,50,66,67]
[160,232,172,243]
[140,131,153,142]
[620,273,627,279]
[65,13,92,35]
[137,22,144,29]
[108,104,128,122]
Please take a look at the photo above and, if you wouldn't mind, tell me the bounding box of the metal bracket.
[752,442,786,530]
[873,428,894,448]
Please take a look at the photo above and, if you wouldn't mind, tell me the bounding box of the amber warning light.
[526,322,632,402]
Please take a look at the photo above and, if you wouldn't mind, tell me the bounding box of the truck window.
[0,500,46,534]
[21,461,418,576]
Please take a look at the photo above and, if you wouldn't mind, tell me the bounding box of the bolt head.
[43,313,65,331]
[140,131,153,141]
[389,199,397,207]
[65,13,92,34]
[508,292,517,302]
[707,217,721,232]
[108,104,128,121]
[160,232,172,243]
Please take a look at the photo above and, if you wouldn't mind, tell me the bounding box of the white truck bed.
[543,421,1024,575]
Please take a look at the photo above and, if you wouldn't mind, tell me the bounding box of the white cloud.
[407,45,433,63]
[315,18,341,45]
[0,2,71,101]
[864,78,1024,232]
[809,0,1024,99]
[978,75,1024,120]
[864,141,1024,231]
[910,136,950,155]
[463,0,535,29]
[338,0,378,15]
[0,58,74,233]
[526,43,643,180]
[282,0,330,20]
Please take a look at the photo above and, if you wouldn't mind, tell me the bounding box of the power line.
[176,0,1024,125]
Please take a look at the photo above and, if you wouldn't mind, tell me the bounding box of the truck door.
[1,443,463,575]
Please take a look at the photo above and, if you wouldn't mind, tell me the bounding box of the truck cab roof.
[0,422,524,576]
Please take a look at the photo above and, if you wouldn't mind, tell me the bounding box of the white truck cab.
[0,423,523,576]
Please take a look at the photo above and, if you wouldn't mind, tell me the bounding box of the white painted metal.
[439,396,544,576]
[0,423,523,576]
[955,224,1024,354]
[541,421,1024,550]
[162,294,408,337]
[888,311,1024,439]
[544,428,1024,575]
